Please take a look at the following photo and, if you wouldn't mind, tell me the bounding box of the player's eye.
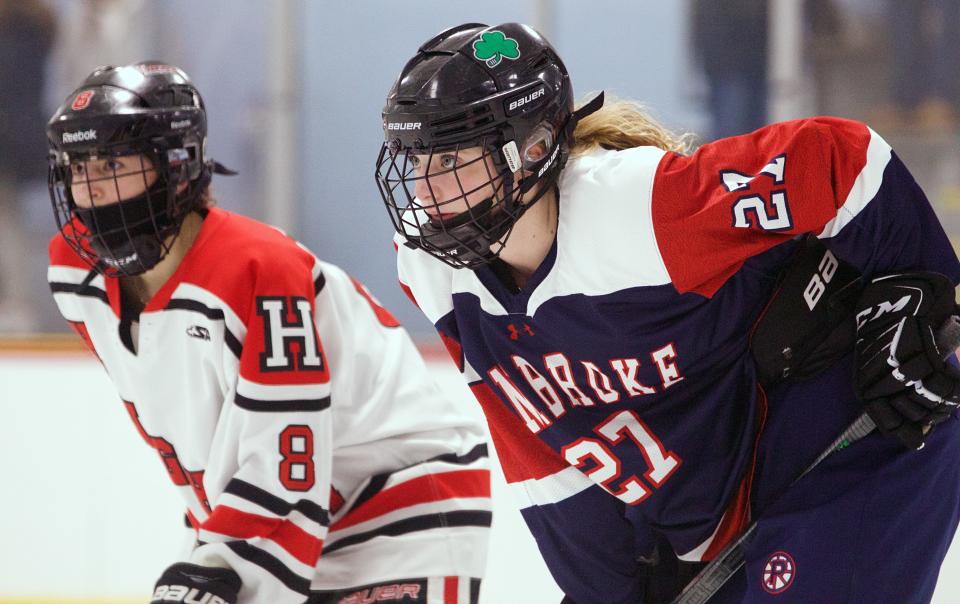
[439,154,457,170]
[71,163,86,177]
[106,159,125,172]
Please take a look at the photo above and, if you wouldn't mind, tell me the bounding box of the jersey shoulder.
[557,146,668,277]
[197,208,316,272]
[48,231,90,271]
[526,147,672,309]
[650,117,880,296]
[395,234,458,324]
[186,208,319,306]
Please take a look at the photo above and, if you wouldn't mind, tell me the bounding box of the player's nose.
[413,176,436,204]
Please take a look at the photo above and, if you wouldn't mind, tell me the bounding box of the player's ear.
[521,122,555,166]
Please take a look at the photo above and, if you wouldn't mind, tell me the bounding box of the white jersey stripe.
[48,264,102,286]
[818,127,893,240]
[237,375,332,403]
[507,465,594,508]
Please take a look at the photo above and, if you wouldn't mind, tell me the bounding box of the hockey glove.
[151,562,241,604]
[854,272,960,449]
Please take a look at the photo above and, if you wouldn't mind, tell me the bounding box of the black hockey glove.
[151,562,241,604]
[854,272,960,449]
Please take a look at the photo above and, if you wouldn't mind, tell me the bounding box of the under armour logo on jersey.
[507,323,535,341]
[761,551,796,595]
[256,296,324,372]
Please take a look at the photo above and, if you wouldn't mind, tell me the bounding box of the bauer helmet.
[47,61,232,277]
[375,22,602,269]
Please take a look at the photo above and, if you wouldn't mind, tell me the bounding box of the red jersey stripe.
[202,505,324,566]
[444,576,458,604]
[702,385,769,561]
[332,469,490,531]
[471,382,570,483]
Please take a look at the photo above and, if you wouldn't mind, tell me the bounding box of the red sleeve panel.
[652,117,872,297]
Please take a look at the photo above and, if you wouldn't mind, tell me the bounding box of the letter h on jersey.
[255,296,324,372]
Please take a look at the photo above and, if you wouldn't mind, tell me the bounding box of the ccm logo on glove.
[854,272,960,449]
[855,293,913,330]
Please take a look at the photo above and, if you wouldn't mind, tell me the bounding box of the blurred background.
[4,0,959,339]
[3,0,960,602]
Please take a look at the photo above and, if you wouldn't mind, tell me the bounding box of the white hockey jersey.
[48,207,490,603]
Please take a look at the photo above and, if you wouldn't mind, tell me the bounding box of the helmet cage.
[376,121,570,269]
[49,125,206,277]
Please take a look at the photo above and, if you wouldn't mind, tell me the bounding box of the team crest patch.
[71,90,94,110]
[472,30,520,67]
[762,551,796,594]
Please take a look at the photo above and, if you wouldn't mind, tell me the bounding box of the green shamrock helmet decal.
[472,30,520,68]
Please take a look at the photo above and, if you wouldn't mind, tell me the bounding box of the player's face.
[69,153,158,208]
[410,147,503,220]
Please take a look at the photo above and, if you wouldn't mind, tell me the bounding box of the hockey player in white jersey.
[46,61,490,604]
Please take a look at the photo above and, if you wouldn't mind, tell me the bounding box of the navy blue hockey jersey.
[396,117,960,603]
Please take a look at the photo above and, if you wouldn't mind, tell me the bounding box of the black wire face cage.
[375,135,538,269]
[49,139,197,278]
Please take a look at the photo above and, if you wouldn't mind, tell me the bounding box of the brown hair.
[198,186,217,209]
[570,93,694,157]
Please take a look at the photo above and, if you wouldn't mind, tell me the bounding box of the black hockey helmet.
[374,22,603,269]
[47,61,233,277]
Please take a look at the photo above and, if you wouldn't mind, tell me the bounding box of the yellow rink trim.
[0,333,87,353]
[0,334,452,362]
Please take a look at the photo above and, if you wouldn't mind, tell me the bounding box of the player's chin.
[425,211,461,225]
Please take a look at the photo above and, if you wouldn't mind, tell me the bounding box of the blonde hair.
[569,93,694,158]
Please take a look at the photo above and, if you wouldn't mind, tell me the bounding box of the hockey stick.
[670,315,960,604]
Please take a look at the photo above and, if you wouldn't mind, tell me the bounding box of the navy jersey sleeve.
[652,117,960,295]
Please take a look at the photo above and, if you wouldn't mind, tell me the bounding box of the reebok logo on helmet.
[62,129,97,144]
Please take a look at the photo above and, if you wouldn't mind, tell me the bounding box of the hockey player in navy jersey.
[46,62,490,604]
[375,22,960,603]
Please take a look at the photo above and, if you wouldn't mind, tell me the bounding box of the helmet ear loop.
[513,122,559,197]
